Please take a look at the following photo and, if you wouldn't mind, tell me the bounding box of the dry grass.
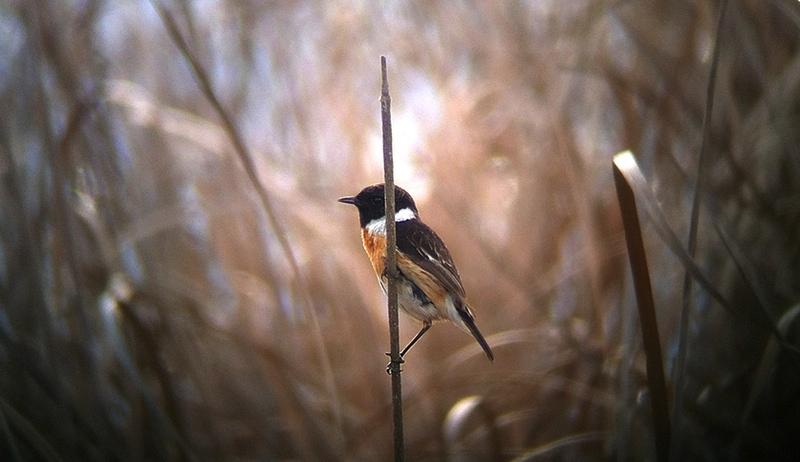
[1,0,798,460]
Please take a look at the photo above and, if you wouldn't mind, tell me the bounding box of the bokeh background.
[2,0,799,460]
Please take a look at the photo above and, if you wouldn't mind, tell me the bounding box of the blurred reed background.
[1,0,799,460]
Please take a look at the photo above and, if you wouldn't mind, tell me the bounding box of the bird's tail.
[459,303,494,361]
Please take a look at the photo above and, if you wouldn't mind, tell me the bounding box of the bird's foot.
[385,352,404,375]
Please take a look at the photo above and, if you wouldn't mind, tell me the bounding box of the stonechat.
[339,184,494,364]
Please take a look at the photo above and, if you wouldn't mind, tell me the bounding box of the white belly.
[379,276,440,322]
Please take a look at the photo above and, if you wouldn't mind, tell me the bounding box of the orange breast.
[361,229,387,277]
[362,229,449,318]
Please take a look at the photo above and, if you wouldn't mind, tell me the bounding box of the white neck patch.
[365,207,417,236]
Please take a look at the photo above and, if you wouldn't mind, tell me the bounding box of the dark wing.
[396,220,466,299]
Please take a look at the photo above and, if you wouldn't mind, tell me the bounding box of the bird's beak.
[338,196,357,205]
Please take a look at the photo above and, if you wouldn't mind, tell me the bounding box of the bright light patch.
[365,73,441,202]
[613,150,638,173]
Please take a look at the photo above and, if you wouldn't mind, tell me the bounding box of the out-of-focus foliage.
[1,0,798,460]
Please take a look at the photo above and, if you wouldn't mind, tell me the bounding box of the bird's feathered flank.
[396,220,465,298]
[396,219,494,361]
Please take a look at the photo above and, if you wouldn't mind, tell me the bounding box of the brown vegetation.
[1,1,798,460]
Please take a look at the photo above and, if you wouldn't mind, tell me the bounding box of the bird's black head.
[338,184,418,228]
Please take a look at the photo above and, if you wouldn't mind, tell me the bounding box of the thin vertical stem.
[672,2,728,461]
[381,56,404,462]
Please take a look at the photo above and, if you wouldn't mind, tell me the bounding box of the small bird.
[339,184,494,365]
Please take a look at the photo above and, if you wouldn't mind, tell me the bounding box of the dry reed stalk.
[381,55,405,462]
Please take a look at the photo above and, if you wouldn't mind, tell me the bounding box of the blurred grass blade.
[731,305,800,460]
[744,304,800,420]
[150,1,345,452]
[0,397,64,462]
[714,223,788,342]
[612,152,796,354]
[612,153,731,312]
[509,432,606,462]
[613,150,671,462]
[674,2,728,460]
[714,224,800,358]
[0,404,23,462]
[443,395,502,462]
[734,304,800,458]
